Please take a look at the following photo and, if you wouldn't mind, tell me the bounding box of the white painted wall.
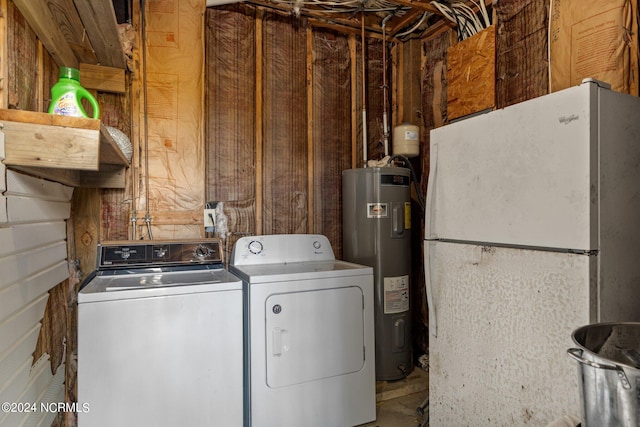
[0,130,72,426]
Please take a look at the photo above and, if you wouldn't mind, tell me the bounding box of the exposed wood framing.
[80,63,126,93]
[129,0,143,239]
[11,0,126,72]
[248,3,379,39]
[72,188,101,274]
[246,0,492,42]
[389,9,423,37]
[401,38,422,128]
[0,0,6,109]
[36,41,44,112]
[255,10,263,235]
[393,42,402,127]
[73,0,127,68]
[11,0,80,67]
[306,26,314,233]
[349,34,357,169]
[139,210,202,226]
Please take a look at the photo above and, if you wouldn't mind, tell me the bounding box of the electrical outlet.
[204,209,216,228]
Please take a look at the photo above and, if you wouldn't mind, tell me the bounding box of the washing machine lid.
[78,267,243,303]
[230,259,372,284]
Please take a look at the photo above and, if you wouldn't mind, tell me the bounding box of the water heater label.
[367,203,388,218]
[404,202,411,229]
[383,275,409,314]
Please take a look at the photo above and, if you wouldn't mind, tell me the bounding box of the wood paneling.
[447,25,496,120]
[11,0,125,69]
[7,0,38,111]
[79,64,126,93]
[205,5,257,205]
[204,6,386,254]
[311,29,352,257]
[494,0,550,108]
[262,13,309,235]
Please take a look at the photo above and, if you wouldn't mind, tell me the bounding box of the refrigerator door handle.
[424,241,437,337]
[425,144,438,336]
[425,144,437,238]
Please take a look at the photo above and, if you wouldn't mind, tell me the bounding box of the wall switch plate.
[204,209,216,228]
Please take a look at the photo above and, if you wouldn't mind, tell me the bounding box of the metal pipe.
[361,12,368,167]
[381,13,393,157]
[140,0,153,239]
[131,209,137,240]
[417,396,429,427]
[416,396,429,418]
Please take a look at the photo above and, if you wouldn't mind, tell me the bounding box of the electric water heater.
[342,167,413,381]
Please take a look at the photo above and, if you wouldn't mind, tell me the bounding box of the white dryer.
[230,234,376,427]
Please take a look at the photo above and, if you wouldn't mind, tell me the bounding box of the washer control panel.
[230,234,335,266]
[98,239,223,268]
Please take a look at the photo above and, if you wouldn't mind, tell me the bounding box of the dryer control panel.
[231,234,335,266]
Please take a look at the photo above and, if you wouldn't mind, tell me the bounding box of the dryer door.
[265,286,365,388]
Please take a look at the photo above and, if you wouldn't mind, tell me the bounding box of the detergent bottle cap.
[59,67,80,81]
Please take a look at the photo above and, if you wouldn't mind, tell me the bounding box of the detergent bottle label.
[52,93,81,117]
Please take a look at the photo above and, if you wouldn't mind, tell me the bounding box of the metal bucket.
[568,322,640,426]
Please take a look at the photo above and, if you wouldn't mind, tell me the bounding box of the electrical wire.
[269,0,410,15]
[394,11,429,39]
[429,0,490,40]
[253,0,489,40]
[389,154,425,211]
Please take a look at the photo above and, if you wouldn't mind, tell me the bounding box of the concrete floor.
[359,368,429,427]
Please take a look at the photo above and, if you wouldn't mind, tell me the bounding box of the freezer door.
[426,240,594,425]
[426,81,598,251]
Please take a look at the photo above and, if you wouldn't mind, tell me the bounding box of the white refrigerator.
[424,79,640,426]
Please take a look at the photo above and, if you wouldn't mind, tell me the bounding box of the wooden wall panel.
[7,0,38,111]
[204,5,258,261]
[203,5,386,256]
[364,39,386,162]
[205,5,256,204]
[311,29,352,258]
[447,25,496,120]
[261,14,308,235]
[495,0,550,108]
[99,91,133,242]
[42,51,59,112]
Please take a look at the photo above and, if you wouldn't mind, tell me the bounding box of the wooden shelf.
[0,109,130,188]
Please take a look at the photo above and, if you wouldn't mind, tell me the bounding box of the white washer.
[230,234,376,427]
[77,239,243,427]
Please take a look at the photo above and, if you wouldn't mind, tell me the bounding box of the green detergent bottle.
[48,67,100,119]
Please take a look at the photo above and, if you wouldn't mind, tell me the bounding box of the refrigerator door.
[596,86,640,322]
[427,240,594,426]
[426,81,598,251]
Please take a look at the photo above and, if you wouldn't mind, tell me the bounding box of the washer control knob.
[248,240,263,255]
[194,245,209,258]
[313,240,321,249]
